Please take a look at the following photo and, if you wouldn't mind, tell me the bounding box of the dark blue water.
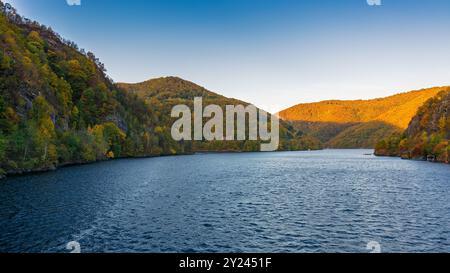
[0,150,449,253]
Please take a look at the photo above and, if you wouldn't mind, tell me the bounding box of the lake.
[0,149,449,253]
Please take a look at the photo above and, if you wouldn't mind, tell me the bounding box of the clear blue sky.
[5,0,450,112]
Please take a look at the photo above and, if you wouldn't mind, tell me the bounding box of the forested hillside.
[279,87,446,148]
[0,2,320,178]
[0,3,191,178]
[375,90,450,163]
[118,77,322,152]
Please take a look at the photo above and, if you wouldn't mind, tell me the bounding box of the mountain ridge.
[278,87,448,148]
[117,76,247,106]
[279,87,446,129]
[118,76,323,152]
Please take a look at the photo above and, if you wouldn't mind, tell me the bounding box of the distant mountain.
[118,77,239,103]
[375,90,449,163]
[278,87,447,148]
[118,77,322,152]
[118,77,247,112]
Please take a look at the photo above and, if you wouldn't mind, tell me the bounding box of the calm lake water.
[0,149,449,253]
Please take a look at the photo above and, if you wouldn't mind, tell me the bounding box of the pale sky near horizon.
[4,0,450,112]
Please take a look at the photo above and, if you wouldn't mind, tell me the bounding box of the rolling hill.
[278,87,447,148]
[118,77,322,152]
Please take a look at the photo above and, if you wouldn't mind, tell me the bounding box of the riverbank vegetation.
[375,90,450,164]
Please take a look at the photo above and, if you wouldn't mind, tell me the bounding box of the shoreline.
[374,151,449,164]
[1,148,329,180]
[4,148,447,181]
[1,152,195,180]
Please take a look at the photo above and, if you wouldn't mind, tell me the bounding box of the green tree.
[29,96,57,166]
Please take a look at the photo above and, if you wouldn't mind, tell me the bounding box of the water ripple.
[0,150,449,253]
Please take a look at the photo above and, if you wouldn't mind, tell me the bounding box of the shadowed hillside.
[326,122,400,149]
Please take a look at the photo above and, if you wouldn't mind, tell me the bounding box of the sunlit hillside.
[278,87,448,148]
[279,87,446,129]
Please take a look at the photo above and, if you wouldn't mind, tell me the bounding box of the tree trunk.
[43,143,48,162]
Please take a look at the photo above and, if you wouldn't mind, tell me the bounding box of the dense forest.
[375,90,450,163]
[0,2,186,178]
[118,77,322,152]
[0,2,320,178]
[279,87,446,148]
